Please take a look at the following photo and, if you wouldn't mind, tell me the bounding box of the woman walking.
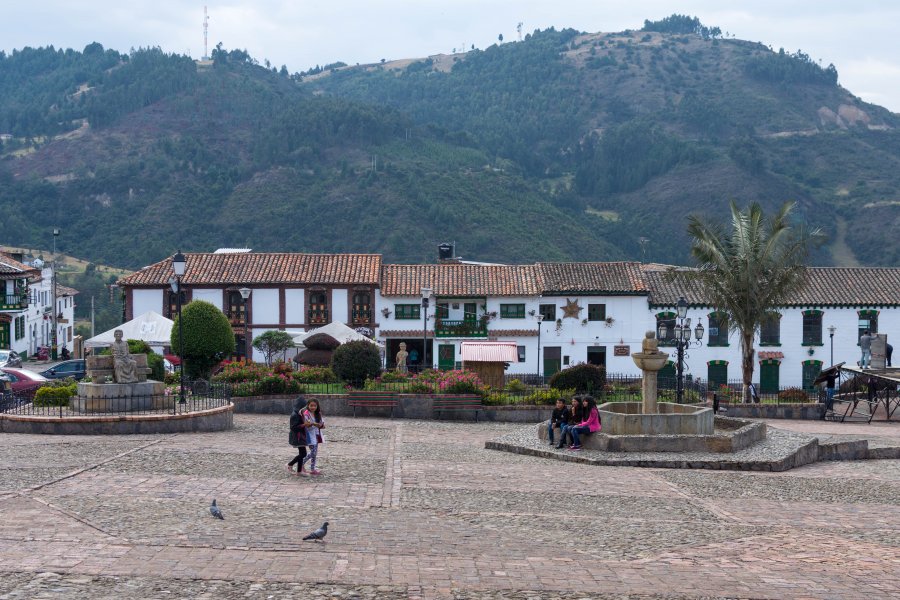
[300,399,326,476]
[286,396,307,476]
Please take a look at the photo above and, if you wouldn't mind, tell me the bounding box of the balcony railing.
[351,308,372,324]
[308,309,329,324]
[0,295,27,310]
[434,319,488,338]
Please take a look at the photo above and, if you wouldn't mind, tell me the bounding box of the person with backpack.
[286,396,308,476]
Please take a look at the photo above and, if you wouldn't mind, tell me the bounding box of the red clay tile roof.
[380,264,542,297]
[0,253,39,277]
[56,285,80,296]
[118,253,382,287]
[537,262,647,294]
[645,267,900,307]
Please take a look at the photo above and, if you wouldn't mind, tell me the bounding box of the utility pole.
[203,5,210,60]
[91,296,95,338]
[51,228,59,360]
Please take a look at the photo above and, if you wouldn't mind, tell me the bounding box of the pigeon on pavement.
[302,521,328,541]
[209,499,224,520]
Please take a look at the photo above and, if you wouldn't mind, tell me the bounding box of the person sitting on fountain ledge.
[568,395,601,451]
[547,398,570,446]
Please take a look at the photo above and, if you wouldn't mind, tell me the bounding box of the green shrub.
[657,389,702,403]
[523,387,575,405]
[331,340,381,386]
[33,384,77,407]
[380,370,410,383]
[408,381,435,394]
[164,371,178,385]
[170,300,236,379]
[292,366,338,384]
[504,378,526,393]
[549,364,606,393]
[778,387,811,403]
[483,392,512,406]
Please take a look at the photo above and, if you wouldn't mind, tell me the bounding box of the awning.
[460,341,518,363]
[292,321,381,347]
[84,311,174,348]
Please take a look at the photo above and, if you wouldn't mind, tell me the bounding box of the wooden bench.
[433,395,483,421]
[347,391,399,417]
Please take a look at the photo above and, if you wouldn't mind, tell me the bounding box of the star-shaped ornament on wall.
[562,298,583,319]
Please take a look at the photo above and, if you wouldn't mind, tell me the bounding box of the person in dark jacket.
[887,343,893,367]
[286,396,307,476]
[556,397,584,449]
[824,371,837,414]
[547,398,570,446]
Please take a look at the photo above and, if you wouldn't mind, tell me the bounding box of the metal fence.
[0,379,231,417]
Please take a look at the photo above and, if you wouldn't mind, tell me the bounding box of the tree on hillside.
[252,330,295,365]
[683,201,822,403]
[498,34,503,43]
[170,300,235,379]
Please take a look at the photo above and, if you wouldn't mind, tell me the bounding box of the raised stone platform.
[541,416,765,453]
[71,381,168,413]
[599,401,714,435]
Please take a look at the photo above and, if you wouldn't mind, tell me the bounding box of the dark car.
[0,350,22,368]
[0,368,48,395]
[39,359,87,381]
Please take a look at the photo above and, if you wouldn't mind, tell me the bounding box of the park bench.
[347,391,399,417]
[433,394,483,421]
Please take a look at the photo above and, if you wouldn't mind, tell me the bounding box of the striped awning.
[460,341,518,363]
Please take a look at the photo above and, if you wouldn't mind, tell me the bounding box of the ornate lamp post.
[421,287,432,371]
[828,325,836,366]
[535,313,544,378]
[171,252,186,404]
[657,297,705,403]
[239,287,252,362]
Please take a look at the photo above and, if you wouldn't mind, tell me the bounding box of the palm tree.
[684,201,822,403]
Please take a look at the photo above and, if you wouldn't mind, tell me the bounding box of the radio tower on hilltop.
[517,22,523,42]
[202,5,210,60]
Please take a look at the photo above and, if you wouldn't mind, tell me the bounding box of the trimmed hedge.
[549,364,606,393]
[331,340,381,385]
[34,383,77,407]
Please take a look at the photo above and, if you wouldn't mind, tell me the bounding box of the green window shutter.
[707,361,728,390]
[802,360,823,391]
[395,304,421,320]
[587,304,606,321]
[802,310,823,345]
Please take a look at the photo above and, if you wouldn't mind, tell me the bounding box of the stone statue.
[111,329,139,384]
[395,342,409,373]
[642,330,660,354]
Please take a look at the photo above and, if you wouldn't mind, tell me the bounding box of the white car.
[0,350,22,368]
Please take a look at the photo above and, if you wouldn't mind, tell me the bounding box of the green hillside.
[1,17,899,269]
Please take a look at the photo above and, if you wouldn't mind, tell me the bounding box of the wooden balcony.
[0,294,27,311]
[308,309,329,325]
[434,319,488,338]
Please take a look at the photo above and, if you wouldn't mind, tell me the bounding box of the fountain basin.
[598,402,713,435]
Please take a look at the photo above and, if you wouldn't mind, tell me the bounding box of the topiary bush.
[549,363,606,393]
[33,382,77,407]
[331,340,381,386]
[170,300,236,379]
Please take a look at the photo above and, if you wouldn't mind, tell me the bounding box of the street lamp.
[828,325,836,366]
[239,287,252,362]
[420,287,432,371]
[535,313,544,378]
[658,296,705,403]
[171,251,186,404]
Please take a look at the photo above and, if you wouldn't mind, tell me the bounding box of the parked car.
[0,350,22,368]
[39,359,87,381]
[0,368,48,395]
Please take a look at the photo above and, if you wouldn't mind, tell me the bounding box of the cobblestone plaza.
[1,415,898,599]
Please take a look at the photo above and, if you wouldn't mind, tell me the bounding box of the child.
[547,398,569,446]
[286,396,307,476]
[300,399,326,476]
[569,395,601,450]
[556,397,583,449]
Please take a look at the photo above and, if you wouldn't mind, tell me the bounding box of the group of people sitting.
[547,394,601,450]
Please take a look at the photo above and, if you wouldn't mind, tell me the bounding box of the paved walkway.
[0,416,898,599]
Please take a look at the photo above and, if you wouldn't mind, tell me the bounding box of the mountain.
[1,17,899,269]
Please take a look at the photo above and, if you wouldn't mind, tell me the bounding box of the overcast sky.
[3,1,899,112]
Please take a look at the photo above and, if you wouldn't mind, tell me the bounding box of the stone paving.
[0,415,898,599]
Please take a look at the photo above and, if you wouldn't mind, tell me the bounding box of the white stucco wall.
[250,288,279,325]
[285,289,305,324]
[191,289,222,311]
[132,288,163,317]
[332,288,348,324]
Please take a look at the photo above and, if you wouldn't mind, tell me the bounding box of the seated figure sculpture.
[111,329,139,383]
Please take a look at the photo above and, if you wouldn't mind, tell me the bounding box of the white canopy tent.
[292,321,382,348]
[84,311,174,349]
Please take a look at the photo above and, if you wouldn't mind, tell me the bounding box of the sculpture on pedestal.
[111,329,139,384]
[395,342,409,373]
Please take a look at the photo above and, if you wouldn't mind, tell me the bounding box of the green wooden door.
[543,346,561,378]
[438,344,455,370]
[802,361,823,391]
[759,361,780,394]
[463,303,477,323]
[707,362,728,390]
[0,322,9,349]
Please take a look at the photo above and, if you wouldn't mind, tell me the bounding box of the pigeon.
[302,521,328,541]
[209,499,224,520]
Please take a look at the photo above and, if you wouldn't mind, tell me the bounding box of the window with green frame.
[760,313,781,345]
[656,312,676,346]
[435,303,449,319]
[587,303,606,321]
[707,312,729,346]
[802,310,823,345]
[707,361,728,389]
[499,303,525,319]
[538,304,556,322]
[14,316,24,340]
[394,304,421,320]
[802,360,823,391]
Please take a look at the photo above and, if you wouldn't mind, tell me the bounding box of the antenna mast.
[203,5,209,59]
[517,22,524,42]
